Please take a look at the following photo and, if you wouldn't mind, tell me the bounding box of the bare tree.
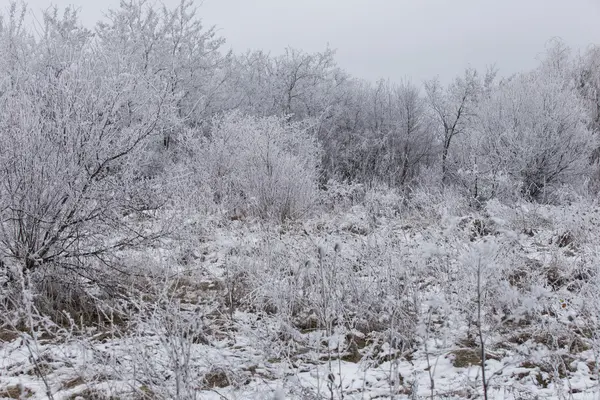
[425,69,482,185]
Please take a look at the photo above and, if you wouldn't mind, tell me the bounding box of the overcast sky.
[19,0,600,84]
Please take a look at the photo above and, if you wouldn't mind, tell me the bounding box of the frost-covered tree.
[320,78,434,186]
[475,59,595,201]
[96,0,227,144]
[0,4,171,284]
[577,45,600,136]
[228,47,344,122]
[318,78,373,183]
[0,2,34,88]
[425,68,484,186]
[374,80,434,186]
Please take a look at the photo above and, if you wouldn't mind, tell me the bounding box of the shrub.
[193,112,321,222]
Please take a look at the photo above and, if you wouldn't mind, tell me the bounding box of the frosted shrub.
[363,184,405,218]
[319,180,366,211]
[199,112,320,222]
[474,59,596,203]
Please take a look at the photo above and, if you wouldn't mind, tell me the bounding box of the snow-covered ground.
[2,192,600,399]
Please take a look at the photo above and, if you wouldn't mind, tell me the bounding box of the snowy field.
[3,192,600,399]
[1,1,600,399]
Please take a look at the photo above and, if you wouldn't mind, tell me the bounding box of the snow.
[2,197,600,399]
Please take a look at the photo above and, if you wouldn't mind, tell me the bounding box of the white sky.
[18,0,600,84]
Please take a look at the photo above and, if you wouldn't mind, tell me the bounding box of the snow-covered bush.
[319,180,366,211]
[363,184,405,219]
[0,5,170,306]
[194,112,321,222]
[473,57,596,203]
[224,224,421,363]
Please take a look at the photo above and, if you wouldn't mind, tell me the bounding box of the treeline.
[0,0,600,276]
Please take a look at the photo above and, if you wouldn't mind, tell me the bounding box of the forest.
[1,1,600,399]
